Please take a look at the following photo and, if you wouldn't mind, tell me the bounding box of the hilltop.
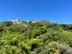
[0,19,72,54]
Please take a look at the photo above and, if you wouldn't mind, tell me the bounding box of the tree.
[3,21,13,26]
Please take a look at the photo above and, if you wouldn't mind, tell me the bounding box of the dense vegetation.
[0,20,72,54]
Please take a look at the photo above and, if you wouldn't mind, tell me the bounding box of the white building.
[8,19,21,24]
[27,20,36,23]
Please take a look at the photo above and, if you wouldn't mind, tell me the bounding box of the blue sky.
[0,0,72,24]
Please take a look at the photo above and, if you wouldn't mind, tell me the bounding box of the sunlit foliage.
[0,20,72,54]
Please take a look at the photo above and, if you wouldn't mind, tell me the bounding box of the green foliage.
[3,21,13,26]
[8,24,26,33]
[0,20,72,54]
[0,24,4,32]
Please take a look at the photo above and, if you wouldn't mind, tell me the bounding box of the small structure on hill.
[27,20,36,23]
[32,20,36,23]
[8,18,22,24]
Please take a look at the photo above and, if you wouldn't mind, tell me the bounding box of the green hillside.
[0,20,72,54]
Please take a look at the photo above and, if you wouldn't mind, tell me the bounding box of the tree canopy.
[0,20,72,54]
